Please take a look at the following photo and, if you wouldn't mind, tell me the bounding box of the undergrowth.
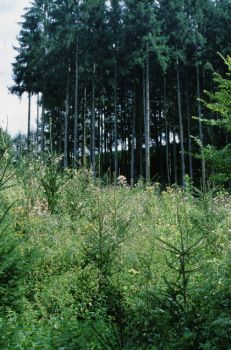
[0,153,231,349]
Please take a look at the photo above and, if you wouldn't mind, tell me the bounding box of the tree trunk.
[64,60,71,169]
[114,55,118,183]
[144,42,150,182]
[137,81,143,178]
[159,108,164,184]
[130,90,136,186]
[102,106,106,166]
[49,117,53,153]
[73,22,79,167]
[185,71,193,182]
[176,59,185,187]
[104,108,108,169]
[58,112,62,154]
[164,76,170,185]
[173,126,178,185]
[196,62,206,190]
[41,94,45,152]
[36,94,39,152]
[90,62,96,176]
[27,92,31,150]
[82,80,87,169]
[98,110,103,177]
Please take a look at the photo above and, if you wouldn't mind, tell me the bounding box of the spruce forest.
[11,0,231,185]
[0,0,231,349]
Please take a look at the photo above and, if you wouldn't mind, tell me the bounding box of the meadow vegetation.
[0,135,231,349]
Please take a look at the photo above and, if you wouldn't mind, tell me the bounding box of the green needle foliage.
[39,154,67,213]
[201,55,231,184]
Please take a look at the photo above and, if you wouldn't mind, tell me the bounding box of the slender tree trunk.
[27,92,31,150]
[154,111,159,148]
[176,59,185,187]
[144,42,150,182]
[102,106,106,166]
[41,1,48,153]
[135,80,142,178]
[196,62,206,190]
[58,112,62,154]
[185,71,193,182]
[138,123,143,177]
[83,80,87,169]
[173,126,178,184]
[114,55,118,183]
[104,109,108,169]
[64,61,71,169]
[130,90,136,186]
[98,110,103,177]
[159,109,164,184]
[49,117,53,153]
[96,110,99,174]
[36,94,39,151]
[91,62,96,176]
[164,76,170,186]
[41,94,45,152]
[73,23,79,167]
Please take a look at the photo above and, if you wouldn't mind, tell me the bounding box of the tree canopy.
[11,0,231,185]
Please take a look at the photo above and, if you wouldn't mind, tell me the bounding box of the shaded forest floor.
[1,156,231,349]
